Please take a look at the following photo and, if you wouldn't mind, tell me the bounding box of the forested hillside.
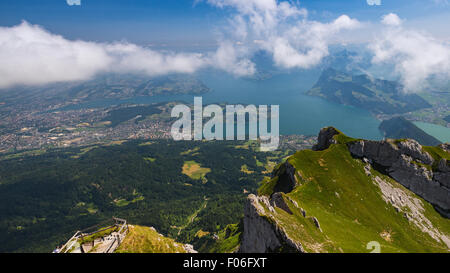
[0,140,291,252]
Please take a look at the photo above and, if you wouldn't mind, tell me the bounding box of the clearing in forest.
[182,161,211,180]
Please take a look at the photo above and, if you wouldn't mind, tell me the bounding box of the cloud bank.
[0,22,213,88]
[2,1,448,93]
[0,21,261,88]
[207,0,360,69]
[370,13,450,92]
[0,1,361,89]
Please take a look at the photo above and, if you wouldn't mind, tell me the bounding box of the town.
[0,101,317,154]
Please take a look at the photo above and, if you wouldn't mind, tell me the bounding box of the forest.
[0,139,292,252]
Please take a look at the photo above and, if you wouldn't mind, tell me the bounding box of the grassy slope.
[208,224,242,253]
[194,223,242,253]
[258,134,450,253]
[115,225,187,253]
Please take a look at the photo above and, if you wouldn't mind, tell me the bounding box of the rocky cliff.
[347,138,449,216]
[240,194,305,253]
[312,127,450,215]
[240,127,450,253]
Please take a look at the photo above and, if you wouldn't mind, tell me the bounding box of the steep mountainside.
[379,117,441,146]
[241,128,450,253]
[307,69,431,115]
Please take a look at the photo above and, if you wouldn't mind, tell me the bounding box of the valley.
[0,136,313,253]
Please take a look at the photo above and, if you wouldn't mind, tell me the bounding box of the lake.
[414,122,450,143]
[59,69,388,140]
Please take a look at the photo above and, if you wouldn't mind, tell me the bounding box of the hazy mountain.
[379,117,441,146]
[321,49,372,75]
[0,74,209,111]
[307,68,431,115]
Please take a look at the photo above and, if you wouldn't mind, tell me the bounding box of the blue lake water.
[414,122,450,143]
[197,70,383,140]
[60,69,385,140]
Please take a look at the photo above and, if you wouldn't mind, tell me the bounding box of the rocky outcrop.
[373,175,450,248]
[348,139,434,166]
[348,138,450,214]
[313,127,340,151]
[272,161,300,193]
[312,217,322,232]
[270,193,293,215]
[436,159,450,189]
[240,194,305,253]
[183,244,197,253]
[439,144,450,153]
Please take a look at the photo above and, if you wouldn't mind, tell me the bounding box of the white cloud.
[0,22,215,88]
[66,0,81,6]
[0,1,361,88]
[367,0,381,6]
[208,41,256,75]
[370,14,450,92]
[0,22,110,88]
[0,21,258,89]
[381,13,403,26]
[207,0,360,70]
[270,15,360,68]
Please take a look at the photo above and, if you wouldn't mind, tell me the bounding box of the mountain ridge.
[307,68,431,115]
[240,127,450,253]
[379,117,441,146]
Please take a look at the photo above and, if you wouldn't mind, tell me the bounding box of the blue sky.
[0,0,448,46]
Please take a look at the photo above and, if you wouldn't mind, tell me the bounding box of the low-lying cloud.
[0,21,259,88]
[207,0,360,69]
[370,13,450,92]
[5,1,449,93]
[0,1,362,89]
[0,22,214,88]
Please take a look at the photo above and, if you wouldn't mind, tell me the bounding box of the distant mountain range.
[307,68,431,115]
[379,117,441,146]
[321,49,372,75]
[61,74,210,101]
[0,74,209,111]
